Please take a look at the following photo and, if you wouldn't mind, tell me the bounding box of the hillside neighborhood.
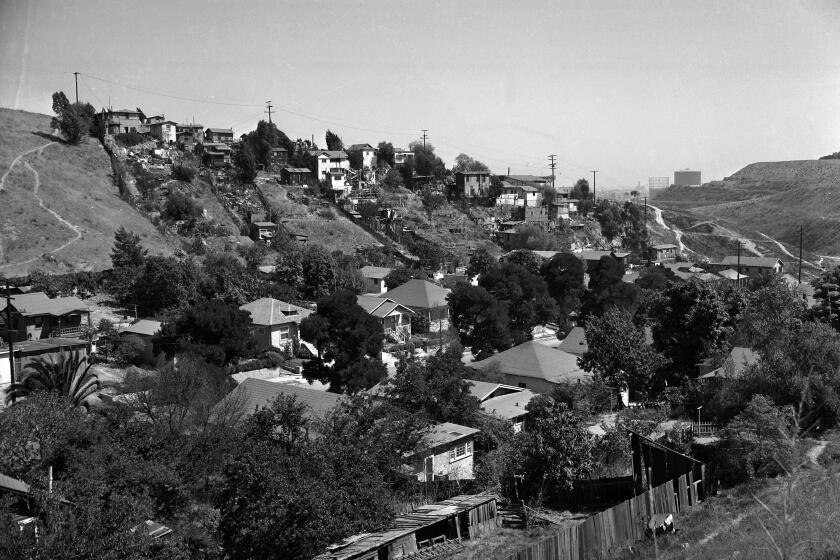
[2,2,840,559]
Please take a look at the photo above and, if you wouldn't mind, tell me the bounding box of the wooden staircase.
[403,539,465,559]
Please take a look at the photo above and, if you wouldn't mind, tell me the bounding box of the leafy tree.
[376,141,395,167]
[273,244,305,295]
[735,276,807,350]
[466,246,497,279]
[300,290,387,393]
[580,308,667,393]
[170,163,197,182]
[325,129,344,151]
[452,153,490,173]
[381,168,404,190]
[241,242,269,270]
[50,91,93,144]
[154,299,262,365]
[301,244,336,300]
[384,266,426,290]
[5,349,99,407]
[448,283,513,359]
[583,255,640,317]
[241,120,296,167]
[501,250,542,275]
[201,252,260,304]
[479,263,558,344]
[110,227,147,269]
[409,239,447,272]
[635,264,678,291]
[132,256,204,316]
[347,147,363,170]
[384,345,481,425]
[812,264,840,329]
[334,265,366,295]
[540,253,585,327]
[234,142,258,182]
[595,200,623,241]
[420,186,447,222]
[409,141,446,179]
[162,190,202,222]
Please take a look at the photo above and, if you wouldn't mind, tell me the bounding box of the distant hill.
[0,107,173,276]
[654,159,840,257]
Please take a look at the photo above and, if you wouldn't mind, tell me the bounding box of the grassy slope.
[654,159,840,256]
[0,108,172,276]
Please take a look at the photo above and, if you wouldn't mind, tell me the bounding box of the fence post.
[647,467,659,559]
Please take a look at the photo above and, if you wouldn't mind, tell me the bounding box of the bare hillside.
[654,159,840,257]
[0,108,173,276]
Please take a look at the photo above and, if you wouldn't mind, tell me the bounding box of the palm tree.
[4,349,100,407]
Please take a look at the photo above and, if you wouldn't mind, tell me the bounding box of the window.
[278,326,290,341]
[518,382,527,389]
[34,316,44,327]
[449,440,473,463]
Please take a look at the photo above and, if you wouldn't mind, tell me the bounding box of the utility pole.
[421,129,428,149]
[591,170,598,203]
[73,72,79,104]
[4,281,15,403]
[737,240,742,287]
[265,101,273,125]
[798,225,804,284]
[548,155,557,189]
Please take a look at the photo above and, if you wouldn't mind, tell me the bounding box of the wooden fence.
[506,466,708,560]
[549,477,634,507]
[690,422,720,436]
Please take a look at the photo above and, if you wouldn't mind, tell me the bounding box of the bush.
[171,164,197,182]
[114,130,145,147]
[317,208,336,220]
[163,191,203,222]
[114,335,148,365]
[411,314,430,335]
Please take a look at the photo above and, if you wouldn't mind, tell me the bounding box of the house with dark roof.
[404,422,481,482]
[347,143,377,168]
[106,108,144,135]
[148,120,177,143]
[357,295,413,341]
[268,147,289,172]
[649,243,679,263]
[196,142,232,167]
[557,326,588,356]
[468,340,591,393]
[175,123,204,144]
[0,292,90,342]
[239,298,312,352]
[706,256,784,278]
[381,279,450,327]
[212,377,342,424]
[500,174,551,188]
[280,166,311,185]
[579,250,630,271]
[204,127,234,144]
[119,319,162,364]
[359,265,392,294]
[467,380,536,432]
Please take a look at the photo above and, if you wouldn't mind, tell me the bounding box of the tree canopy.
[50,91,95,144]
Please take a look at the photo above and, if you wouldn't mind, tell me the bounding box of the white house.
[495,183,542,207]
[356,295,413,341]
[359,266,392,294]
[394,148,414,166]
[309,150,350,191]
[348,143,377,169]
[403,422,480,482]
[239,298,312,352]
[148,120,177,143]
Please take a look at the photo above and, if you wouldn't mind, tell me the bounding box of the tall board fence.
[506,466,708,560]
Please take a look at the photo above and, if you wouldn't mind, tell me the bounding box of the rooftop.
[718,256,783,268]
[382,279,449,310]
[214,378,342,421]
[356,295,409,319]
[0,292,89,317]
[413,422,480,455]
[480,389,537,420]
[557,326,588,356]
[239,297,312,326]
[283,167,311,173]
[359,265,392,280]
[206,128,233,134]
[469,340,591,384]
[120,319,162,338]
[309,150,349,158]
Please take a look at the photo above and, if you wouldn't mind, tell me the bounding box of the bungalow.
[148,120,177,144]
[356,295,413,341]
[106,108,144,135]
[468,340,591,394]
[347,143,377,168]
[268,147,289,172]
[204,127,234,144]
[404,422,480,482]
[467,380,536,432]
[309,150,350,189]
[706,256,784,279]
[382,279,450,329]
[579,250,630,271]
[359,265,392,294]
[649,244,679,263]
[119,319,162,365]
[280,167,311,185]
[315,494,499,560]
[239,297,312,352]
[455,171,492,199]
[212,377,341,424]
[175,123,204,145]
[0,292,90,342]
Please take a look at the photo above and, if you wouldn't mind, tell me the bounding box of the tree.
[300,290,387,393]
[347,147,363,170]
[5,349,99,407]
[635,264,678,291]
[466,246,497,279]
[384,266,426,290]
[420,186,447,222]
[452,153,490,173]
[409,141,446,179]
[234,142,258,182]
[540,253,585,327]
[376,141,395,167]
[583,255,641,317]
[50,91,92,144]
[447,283,513,359]
[201,252,260,305]
[110,227,147,269]
[384,345,481,425]
[154,299,263,365]
[580,308,667,393]
[273,245,305,296]
[736,276,807,350]
[409,239,447,272]
[132,256,204,316]
[479,263,558,344]
[381,168,404,190]
[325,129,344,151]
[301,244,336,300]
[162,190,202,222]
[812,265,840,329]
[501,250,542,275]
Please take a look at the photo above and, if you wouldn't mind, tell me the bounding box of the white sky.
[1,0,838,188]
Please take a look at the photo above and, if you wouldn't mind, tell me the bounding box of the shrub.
[411,314,430,335]
[171,164,197,182]
[114,130,145,147]
[114,335,148,365]
[317,208,336,220]
[163,191,202,222]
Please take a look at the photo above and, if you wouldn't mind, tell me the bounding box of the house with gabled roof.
[649,244,679,263]
[309,149,350,191]
[204,127,234,144]
[356,295,413,341]
[403,422,480,482]
[557,326,588,356]
[455,171,492,199]
[106,108,144,135]
[359,265,392,294]
[212,377,342,425]
[467,340,591,393]
[467,380,536,432]
[239,297,312,352]
[175,123,204,144]
[706,256,784,278]
[119,319,162,364]
[381,279,450,327]
[347,143,377,168]
[698,347,759,380]
[148,120,177,143]
[0,292,90,342]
